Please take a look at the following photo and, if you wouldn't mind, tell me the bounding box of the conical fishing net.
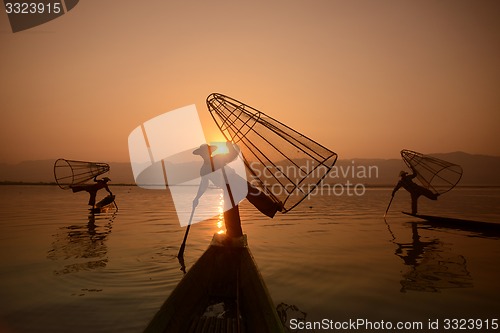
[54,158,110,190]
[401,149,462,195]
[206,93,338,213]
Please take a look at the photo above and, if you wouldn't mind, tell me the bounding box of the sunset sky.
[1,1,499,164]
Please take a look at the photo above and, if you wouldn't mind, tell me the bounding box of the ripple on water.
[1,186,500,332]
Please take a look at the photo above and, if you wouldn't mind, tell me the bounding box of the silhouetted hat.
[101,177,111,182]
[399,171,408,177]
[193,144,217,156]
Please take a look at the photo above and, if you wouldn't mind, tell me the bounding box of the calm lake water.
[0,185,499,332]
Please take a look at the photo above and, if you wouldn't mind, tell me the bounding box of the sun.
[209,141,230,155]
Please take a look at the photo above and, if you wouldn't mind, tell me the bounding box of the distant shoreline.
[0,181,136,186]
[1,181,499,189]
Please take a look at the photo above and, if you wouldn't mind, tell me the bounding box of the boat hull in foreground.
[144,234,285,333]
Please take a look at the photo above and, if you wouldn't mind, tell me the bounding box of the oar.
[384,195,394,218]
[112,195,119,211]
[177,205,196,262]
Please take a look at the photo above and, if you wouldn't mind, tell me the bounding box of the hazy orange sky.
[1,1,499,164]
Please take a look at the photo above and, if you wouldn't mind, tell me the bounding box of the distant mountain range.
[331,151,500,186]
[1,152,499,186]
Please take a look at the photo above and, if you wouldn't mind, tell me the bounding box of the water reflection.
[217,192,225,235]
[389,222,473,292]
[47,212,116,275]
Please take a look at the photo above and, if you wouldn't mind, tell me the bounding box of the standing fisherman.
[192,142,282,238]
[71,177,113,210]
[392,167,439,215]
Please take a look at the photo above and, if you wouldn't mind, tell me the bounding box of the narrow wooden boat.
[89,194,116,214]
[402,212,500,237]
[144,234,285,333]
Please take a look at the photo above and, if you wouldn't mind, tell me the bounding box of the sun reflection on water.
[217,192,225,234]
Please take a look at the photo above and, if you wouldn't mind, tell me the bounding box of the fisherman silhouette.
[192,142,282,238]
[71,177,113,209]
[392,167,439,215]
